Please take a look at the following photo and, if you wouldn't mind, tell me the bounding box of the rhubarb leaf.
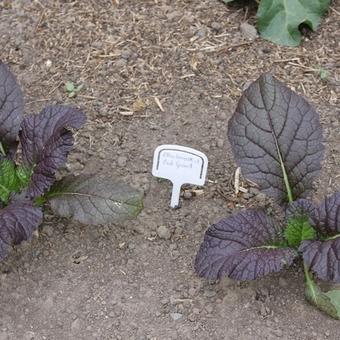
[257,0,331,46]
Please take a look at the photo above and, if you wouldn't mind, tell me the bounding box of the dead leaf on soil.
[132,98,146,112]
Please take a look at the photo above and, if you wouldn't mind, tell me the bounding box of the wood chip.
[234,167,241,194]
[154,96,164,112]
[132,98,146,112]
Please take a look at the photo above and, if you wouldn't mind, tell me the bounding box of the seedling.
[65,80,84,98]
[195,73,340,319]
[0,61,143,261]
[318,67,330,80]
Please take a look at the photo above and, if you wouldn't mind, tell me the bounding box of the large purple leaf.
[20,105,86,197]
[300,239,340,282]
[228,73,324,203]
[27,131,74,198]
[20,105,85,165]
[0,61,23,154]
[318,192,340,235]
[0,201,42,261]
[300,192,340,282]
[195,209,297,281]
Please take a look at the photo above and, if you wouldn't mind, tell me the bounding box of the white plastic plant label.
[152,144,208,208]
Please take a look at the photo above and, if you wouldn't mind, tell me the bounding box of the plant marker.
[152,145,208,208]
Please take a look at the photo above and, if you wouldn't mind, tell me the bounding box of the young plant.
[65,80,84,98]
[0,61,143,261]
[220,0,331,46]
[195,73,340,319]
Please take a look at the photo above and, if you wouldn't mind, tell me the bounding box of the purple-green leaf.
[305,276,340,320]
[0,61,23,155]
[286,199,319,227]
[318,192,340,235]
[299,192,340,282]
[0,201,42,261]
[300,239,340,283]
[228,73,324,204]
[20,105,86,197]
[195,209,297,281]
[47,175,143,225]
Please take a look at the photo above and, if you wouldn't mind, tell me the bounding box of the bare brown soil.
[0,1,339,339]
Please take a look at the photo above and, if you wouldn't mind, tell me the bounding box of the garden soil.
[0,1,340,339]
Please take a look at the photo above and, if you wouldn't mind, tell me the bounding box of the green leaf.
[325,290,340,315]
[0,159,20,204]
[284,216,317,248]
[65,81,75,93]
[46,175,143,225]
[305,271,340,319]
[257,0,331,46]
[319,68,330,80]
[16,165,32,188]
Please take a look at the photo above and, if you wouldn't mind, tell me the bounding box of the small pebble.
[243,192,254,199]
[271,329,283,337]
[117,156,127,167]
[167,11,180,21]
[121,49,131,60]
[170,312,183,321]
[216,111,228,120]
[196,28,207,38]
[204,290,216,298]
[249,187,260,195]
[188,313,196,322]
[183,191,192,200]
[115,58,127,68]
[211,22,222,33]
[216,138,224,148]
[240,22,258,40]
[188,288,196,297]
[43,225,54,237]
[157,225,171,240]
[161,298,169,305]
[71,318,81,331]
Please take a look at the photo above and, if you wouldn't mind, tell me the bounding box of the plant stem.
[304,262,317,303]
[325,234,340,241]
[0,142,6,157]
[272,133,294,203]
[277,150,293,203]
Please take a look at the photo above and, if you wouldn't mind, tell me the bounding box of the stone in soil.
[240,22,258,40]
[157,225,171,240]
[117,156,128,167]
[170,312,183,321]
